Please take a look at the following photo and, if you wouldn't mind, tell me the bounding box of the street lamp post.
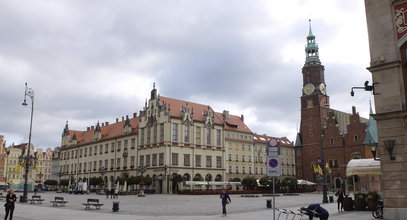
[20,82,35,203]
[137,165,146,197]
[319,102,329,204]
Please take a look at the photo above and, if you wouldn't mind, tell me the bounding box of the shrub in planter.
[354,192,367,211]
[367,191,380,211]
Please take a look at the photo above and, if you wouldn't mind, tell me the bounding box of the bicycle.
[372,199,383,219]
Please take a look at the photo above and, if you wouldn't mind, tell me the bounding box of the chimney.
[116,118,119,123]
[102,123,104,127]
[133,112,137,118]
[223,110,230,119]
[87,127,90,131]
[122,116,124,121]
[240,114,244,122]
[352,106,356,115]
[91,126,94,130]
[105,122,109,126]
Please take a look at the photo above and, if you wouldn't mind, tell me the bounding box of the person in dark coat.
[110,188,115,199]
[4,188,17,220]
[220,190,231,216]
[300,204,329,220]
[105,188,110,199]
[335,188,344,212]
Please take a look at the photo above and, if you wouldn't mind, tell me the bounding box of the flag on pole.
[325,162,332,174]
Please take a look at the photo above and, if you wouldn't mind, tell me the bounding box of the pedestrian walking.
[105,188,110,199]
[300,204,329,220]
[110,188,115,199]
[335,188,344,212]
[219,190,231,216]
[4,188,17,220]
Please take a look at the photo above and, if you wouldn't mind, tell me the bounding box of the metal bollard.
[266,199,272,208]
[112,201,120,212]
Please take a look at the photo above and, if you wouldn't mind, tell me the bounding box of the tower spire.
[305,19,320,64]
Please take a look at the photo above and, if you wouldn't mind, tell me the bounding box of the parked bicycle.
[372,199,383,219]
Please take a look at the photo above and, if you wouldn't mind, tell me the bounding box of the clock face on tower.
[319,83,326,95]
[303,83,315,95]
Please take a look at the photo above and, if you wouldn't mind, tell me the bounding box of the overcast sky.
[0,0,373,149]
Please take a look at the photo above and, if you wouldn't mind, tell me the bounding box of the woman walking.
[4,188,16,220]
[335,188,344,212]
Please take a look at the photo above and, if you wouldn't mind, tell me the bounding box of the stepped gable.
[159,96,223,125]
[67,117,138,146]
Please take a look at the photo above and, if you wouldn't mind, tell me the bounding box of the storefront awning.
[346,159,381,177]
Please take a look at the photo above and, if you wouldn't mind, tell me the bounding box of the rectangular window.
[216,129,221,146]
[172,123,178,141]
[131,138,136,148]
[146,155,150,167]
[206,155,212,167]
[141,129,145,145]
[93,161,96,171]
[111,159,114,169]
[139,155,144,166]
[123,157,127,167]
[152,154,157,166]
[196,127,201,144]
[99,145,103,154]
[104,160,108,168]
[241,155,245,162]
[248,156,252,162]
[79,149,83,157]
[228,166,232,173]
[195,155,201,167]
[216,156,221,168]
[84,163,87,172]
[99,160,102,170]
[160,124,164,142]
[172,153,178,165]
[206,126,211,145]
[159,153,164,166]
[105,144,108,153]
[235,166,239,174]
[147,127,151,144]
[184,154,190,166]
[184,124,190,143]
[228,154,231,161]
[235,155,238,162]
[84,148,87,157]
[124,140,128,150]
[94,146,97,155]
[111,142,115,152]
[116,158,121,168]
[130,156,135,167]
[117,141,121,151]
[329,159,339,168]
[153,125,158,143]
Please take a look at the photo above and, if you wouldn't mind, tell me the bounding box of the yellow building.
[60,86,294,193]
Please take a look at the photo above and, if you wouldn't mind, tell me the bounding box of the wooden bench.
[28,195,44,204]
[50,197,68,207]
[82,198,103,210]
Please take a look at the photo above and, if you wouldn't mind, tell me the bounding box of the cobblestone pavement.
[0,192,375,220]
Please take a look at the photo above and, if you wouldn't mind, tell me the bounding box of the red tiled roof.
[67,117,138,146]
[216,113,252,134]
[253,134,293,147]
[160,96,223,125]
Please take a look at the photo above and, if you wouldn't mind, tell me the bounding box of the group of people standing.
[105,188,119,199]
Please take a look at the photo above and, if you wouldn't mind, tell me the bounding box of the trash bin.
[19,195,25,203]
[112,201,120,212]
[329,196,334,203]
[266,199,272,208]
